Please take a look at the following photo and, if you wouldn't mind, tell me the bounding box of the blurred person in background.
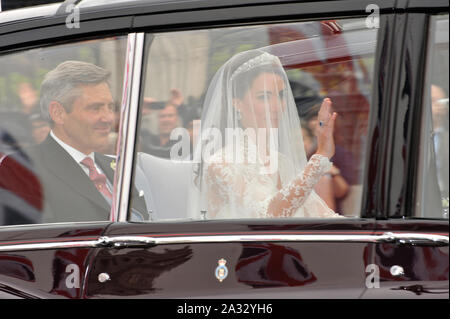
[140,101,181,158]
[29,111,51,144]
[17,81,39,115]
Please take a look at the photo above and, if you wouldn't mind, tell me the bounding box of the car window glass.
[132,18,378,221]
[0,36,128,226]
[415,14,449,219]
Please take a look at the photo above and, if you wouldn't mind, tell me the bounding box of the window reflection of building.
[144,32,210,103]
[137,18,376,220]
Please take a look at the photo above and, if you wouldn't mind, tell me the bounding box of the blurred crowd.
[137,88,202,159]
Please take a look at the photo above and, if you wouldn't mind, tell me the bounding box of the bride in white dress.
[189,49,342,219]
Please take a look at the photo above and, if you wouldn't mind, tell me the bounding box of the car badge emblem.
[215,258,229,282]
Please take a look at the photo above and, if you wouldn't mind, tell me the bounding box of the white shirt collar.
[50,130,95,164]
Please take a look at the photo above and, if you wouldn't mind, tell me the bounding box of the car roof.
[0,0,164,25]
[0,0,306,26]
[0,3,60,25]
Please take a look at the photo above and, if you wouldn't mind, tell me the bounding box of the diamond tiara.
[230,52,278,79]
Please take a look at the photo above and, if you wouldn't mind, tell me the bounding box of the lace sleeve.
[203,160,232,218]
[203,154,334,218]
[265,154,332,217]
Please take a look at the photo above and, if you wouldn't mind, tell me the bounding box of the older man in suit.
[0,61,147,224]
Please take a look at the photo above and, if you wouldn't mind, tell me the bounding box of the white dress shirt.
[49,131,147,221]
[50,131,105,175]
[50,131,113,193]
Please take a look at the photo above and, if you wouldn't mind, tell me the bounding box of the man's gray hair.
[40,60,111,121]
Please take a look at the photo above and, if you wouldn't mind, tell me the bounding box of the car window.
[415,14,449,219]
[0,36,128,226]
[132,18,378,221]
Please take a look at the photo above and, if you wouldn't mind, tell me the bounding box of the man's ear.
[48,101,66,125]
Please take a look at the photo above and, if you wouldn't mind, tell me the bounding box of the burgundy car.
[0,0,448,299]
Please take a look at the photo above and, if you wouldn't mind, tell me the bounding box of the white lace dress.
[203,142,342,219]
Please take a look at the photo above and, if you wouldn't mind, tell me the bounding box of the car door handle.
[378,232,449,247]
[98,236,156,248]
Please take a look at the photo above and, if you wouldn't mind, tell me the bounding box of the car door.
[0,6,131,298]
[82,0,427,299]
[0,223,111,298]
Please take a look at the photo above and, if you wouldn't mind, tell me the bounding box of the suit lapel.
[38,136,110,213]
[95,153,148,217]
[95,153,115,184]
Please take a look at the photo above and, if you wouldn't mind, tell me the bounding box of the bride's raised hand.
[315,98,337,159]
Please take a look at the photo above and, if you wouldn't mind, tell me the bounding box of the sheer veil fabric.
[188,49,342,219]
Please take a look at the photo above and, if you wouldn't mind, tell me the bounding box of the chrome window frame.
[112,32,146,222]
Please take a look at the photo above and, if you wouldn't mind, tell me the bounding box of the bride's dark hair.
[232,64,285,100]
[226,50,285,100]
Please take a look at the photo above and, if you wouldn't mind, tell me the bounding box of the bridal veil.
[188,49,338,219]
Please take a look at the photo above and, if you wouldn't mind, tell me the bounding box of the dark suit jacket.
[0,135,147,224]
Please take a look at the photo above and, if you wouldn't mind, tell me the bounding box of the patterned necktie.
[80,157,112,200]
